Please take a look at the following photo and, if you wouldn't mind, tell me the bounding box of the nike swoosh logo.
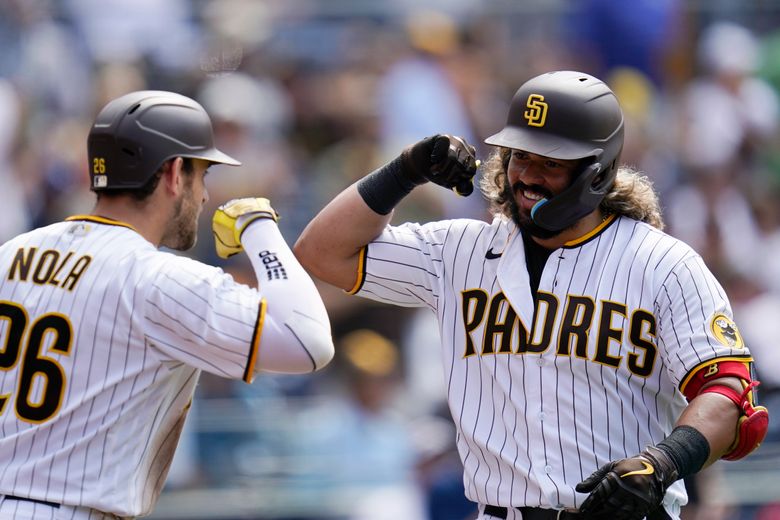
[621,461,654,478]
[485,248,502,260]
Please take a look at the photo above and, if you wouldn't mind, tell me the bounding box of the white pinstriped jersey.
[0,216,267,517]
[350,214,752,515]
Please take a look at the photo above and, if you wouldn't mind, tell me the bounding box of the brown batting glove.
[401,134,480,196]
[575,446,679,520]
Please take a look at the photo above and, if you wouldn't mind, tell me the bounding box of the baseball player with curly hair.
[294,71,768,520]
[0,91,334,519]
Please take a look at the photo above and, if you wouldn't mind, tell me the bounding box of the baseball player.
[294,71,768,519]
[0,91,334,519]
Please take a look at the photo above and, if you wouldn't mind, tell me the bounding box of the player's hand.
[401,134,480,196]
[212,197,279,258]
[575,446,678,520]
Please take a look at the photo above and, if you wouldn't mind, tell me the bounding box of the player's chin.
[507,198,530,227]
[183,236,198,251]
[180,229,198,251]
[519,219,561,239]
[162,226,198,251]
[509,200,562,239]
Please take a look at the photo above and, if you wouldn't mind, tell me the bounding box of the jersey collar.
[562,213,617,249]
[65,215,139,232]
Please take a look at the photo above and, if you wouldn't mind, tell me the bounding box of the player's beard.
[504,180,562,240]
[161,179,200,251]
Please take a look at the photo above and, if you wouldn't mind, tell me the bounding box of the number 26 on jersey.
[0,301,73,423]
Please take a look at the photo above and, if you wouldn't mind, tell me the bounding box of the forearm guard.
[682,359,769,460]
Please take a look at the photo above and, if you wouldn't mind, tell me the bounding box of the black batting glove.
[400,134,479,196]
[357,134,479,215]
[575,446,679,520]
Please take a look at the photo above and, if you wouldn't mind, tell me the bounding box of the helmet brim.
[191,147,242,167]
[484,126,600,161]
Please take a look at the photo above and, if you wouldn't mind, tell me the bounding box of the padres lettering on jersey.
[352,214,751,512]
[460,289,658,377]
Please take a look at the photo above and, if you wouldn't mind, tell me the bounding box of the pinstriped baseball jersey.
[350,213,751,514]
[0,216,266,517]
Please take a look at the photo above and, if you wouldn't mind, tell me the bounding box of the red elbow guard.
[701,381,769,460]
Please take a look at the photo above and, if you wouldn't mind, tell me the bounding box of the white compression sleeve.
[239,217,334,373]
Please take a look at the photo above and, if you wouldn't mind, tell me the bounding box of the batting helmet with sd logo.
[485,71,624,232]
[87,90,240,191]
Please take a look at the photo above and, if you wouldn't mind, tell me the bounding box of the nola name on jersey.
[6,245,92,290]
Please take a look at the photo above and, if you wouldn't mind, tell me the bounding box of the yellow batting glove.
[212,197,280,259]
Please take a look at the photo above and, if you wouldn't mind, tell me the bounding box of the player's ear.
[161,157,185,197]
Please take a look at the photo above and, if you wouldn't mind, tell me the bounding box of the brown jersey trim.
[65,215,139,232]
[243,298,267,383]
[346,246,368,295]
[562,214,617,249]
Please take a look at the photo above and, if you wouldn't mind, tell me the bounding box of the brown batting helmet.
[485,71,624,231]
[87,91,240,191]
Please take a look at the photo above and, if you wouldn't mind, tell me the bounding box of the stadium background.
[1,0,779,518]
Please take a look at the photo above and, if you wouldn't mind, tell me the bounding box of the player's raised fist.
[212,197,279,258]
[401,134,479,196]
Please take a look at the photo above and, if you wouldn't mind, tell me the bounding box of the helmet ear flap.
[591,152,621,194]
[531,162,604,231]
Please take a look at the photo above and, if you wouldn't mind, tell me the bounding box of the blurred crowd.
[3,0,780,519]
